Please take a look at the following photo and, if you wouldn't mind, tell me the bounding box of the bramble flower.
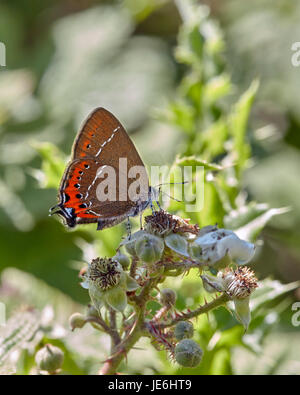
[81,257,139,313]
[221,267,258,299]
[121,212,256,278]
[145,210,199,236]
[192,228,256,267]
[202,267,258,330]
[222,267,258,330]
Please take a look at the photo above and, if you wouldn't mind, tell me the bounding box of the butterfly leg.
[126,217,132,240]
[139,213,143,230]
[150,200,155,214]
[97,219,105,231]
[155,200,162,211]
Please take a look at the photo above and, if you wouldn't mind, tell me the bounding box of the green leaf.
[234,206,290,242]
[200,118,228,159]
[0,309,42,369]
[175,156,224,171]
[209,348,232,375]
[251,278,300,313]
[228,80,259,177]
[30,142,66,189]
[203,74,232,105]
[196,181,226,226]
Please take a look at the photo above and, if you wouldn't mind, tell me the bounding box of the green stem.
[99,276,161,374]
[152,293,230,329]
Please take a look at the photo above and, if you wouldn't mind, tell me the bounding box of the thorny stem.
[129,256,138,278]
[99,275,161,375]
[86,315,121,347]
[152,293,230,329]
[99,274,230,374]
[109,308,121,351]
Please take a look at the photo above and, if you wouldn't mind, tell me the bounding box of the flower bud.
[135,234,164,264]
[69,313,86,331]
[114,252,130,271]
[175,339,203,368]
[159,288,177,307]
[123,230,147,256]
[35,344,64,373]
[164,233,189,257]
[174,321,194,340]
[125,239,137,256]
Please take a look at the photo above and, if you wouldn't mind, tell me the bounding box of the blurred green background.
[0,0,299,375]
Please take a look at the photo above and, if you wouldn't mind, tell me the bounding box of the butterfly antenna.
[160,190,183,202]
[155,181,188,204]
[155,181,188,188]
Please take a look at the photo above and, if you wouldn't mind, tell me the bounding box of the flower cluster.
[122,210,256,271]
[75,210,259,371]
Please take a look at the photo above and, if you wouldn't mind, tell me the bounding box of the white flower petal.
[217,235,255,265]
[194,229,255,266]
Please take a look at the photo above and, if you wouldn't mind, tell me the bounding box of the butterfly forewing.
[54,107,150,229]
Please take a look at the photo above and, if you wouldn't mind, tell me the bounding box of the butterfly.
[50,107,159,231]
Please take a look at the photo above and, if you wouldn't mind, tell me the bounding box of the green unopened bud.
[159,288,177,307]
[135,234,164,264]
[164,233,189,257]
[35,344,64,373]
[123,230,146,256]
[125,239,136,256]
[114,252,130,271]
[69,313,86,331]
[174,321,194,340]
[175,339,203,368]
